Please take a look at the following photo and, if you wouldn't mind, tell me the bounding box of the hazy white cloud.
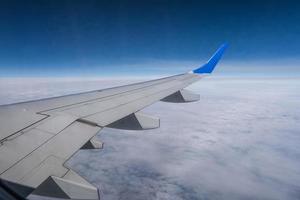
[0,77,144,105]
[1,77,299,200]
[68,78,300,200]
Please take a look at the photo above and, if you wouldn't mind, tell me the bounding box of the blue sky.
[0,0,299,77]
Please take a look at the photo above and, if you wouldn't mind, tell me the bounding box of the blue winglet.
[193,43,228,74]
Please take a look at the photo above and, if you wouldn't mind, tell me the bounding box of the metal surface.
[0,73,202,199]
[0,73,201,200]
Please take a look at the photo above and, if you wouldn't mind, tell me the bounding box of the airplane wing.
[0,44,227,200]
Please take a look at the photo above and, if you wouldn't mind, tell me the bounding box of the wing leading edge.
[0,44,227,200]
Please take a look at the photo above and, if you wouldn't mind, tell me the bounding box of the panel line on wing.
[37,74,190,114]
[84,76,201,126]
[0,115,78,176]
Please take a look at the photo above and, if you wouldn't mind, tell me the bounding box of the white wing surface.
[0,44,227,200]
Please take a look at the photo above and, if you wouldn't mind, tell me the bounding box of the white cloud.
[1,77,299,199]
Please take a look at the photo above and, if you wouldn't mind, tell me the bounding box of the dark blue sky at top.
[0,0,299,76]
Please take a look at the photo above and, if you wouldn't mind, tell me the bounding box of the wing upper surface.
[0,44,227,199]
[0,73,201,200]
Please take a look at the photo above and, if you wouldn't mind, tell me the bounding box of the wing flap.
[0,114,78,174]
[1,121,101,188]
[0,107,47,142]
[35,114,78,135]
[0,129,53,174]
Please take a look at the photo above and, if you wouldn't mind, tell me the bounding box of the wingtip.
[192,43,228,74]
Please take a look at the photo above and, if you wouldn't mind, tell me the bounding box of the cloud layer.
[68,78,300,200]
[1,77,299,200]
